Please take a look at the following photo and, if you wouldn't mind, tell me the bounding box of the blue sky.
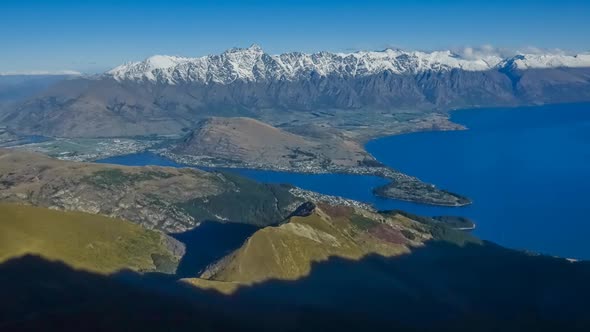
[1,0,589,73]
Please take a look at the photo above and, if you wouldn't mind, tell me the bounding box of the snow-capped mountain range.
[6,45,590,139]
[107,45,590,84]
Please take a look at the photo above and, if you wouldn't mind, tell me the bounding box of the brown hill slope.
[1,78,195,137]
[173,116,373,168]
[3,66,590,139]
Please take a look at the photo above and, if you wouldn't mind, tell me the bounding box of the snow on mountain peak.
[145,55,183,69]
[500,53,590,70]
[224,44,264,55]
[105,46,590,85]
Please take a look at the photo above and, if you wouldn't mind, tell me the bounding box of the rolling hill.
[185,202,481,291]
[173,116,373,168]
[0,149,304,232]
[0,203,183,274]
[1,160,590,331]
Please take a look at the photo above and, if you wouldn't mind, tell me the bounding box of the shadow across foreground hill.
[2,240,590,332]
[229,240,590,331]
[0,255,255,332]
[171,221,259,278]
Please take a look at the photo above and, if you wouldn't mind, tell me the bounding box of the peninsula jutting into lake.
[2,1,590,329]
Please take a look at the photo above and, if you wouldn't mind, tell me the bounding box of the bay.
[97,103,590,259]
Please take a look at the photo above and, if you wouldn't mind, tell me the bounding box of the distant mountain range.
[0,74,78,104]
[1,45,590,138]
[106,45,590,84]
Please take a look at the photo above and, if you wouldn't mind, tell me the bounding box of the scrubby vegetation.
[82,169,174,188]
[349,213,378,230]
[382,210,481,246]
[177,172,302,226]
[374,181,472,207]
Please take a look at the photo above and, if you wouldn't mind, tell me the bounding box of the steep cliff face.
[0,150,303,232]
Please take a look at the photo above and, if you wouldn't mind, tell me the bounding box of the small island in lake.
[373,180,472,207]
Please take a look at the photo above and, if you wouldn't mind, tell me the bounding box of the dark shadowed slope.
[0,255,252,332]
[2,239,590,332]
[171,221,259,278]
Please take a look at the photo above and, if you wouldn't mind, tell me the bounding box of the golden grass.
[203,209,409,286]
[0,203,176,274]
[181,278,242,295]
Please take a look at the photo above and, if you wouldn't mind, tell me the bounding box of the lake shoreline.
[50,102,590,259]
[101,148,471,208]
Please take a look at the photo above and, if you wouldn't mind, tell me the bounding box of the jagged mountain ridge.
[107,44,590,84]
[3,45,590,138]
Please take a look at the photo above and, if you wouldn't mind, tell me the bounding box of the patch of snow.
[498,53,590,69]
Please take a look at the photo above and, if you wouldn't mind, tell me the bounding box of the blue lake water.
[97,103,590,259]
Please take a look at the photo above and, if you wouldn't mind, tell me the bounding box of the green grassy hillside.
[0,203,181,274]
[189,204,431,290]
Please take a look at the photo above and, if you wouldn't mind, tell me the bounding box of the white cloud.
[453,45,514,60]
[450,44,583,60]
[516,46,572,55]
